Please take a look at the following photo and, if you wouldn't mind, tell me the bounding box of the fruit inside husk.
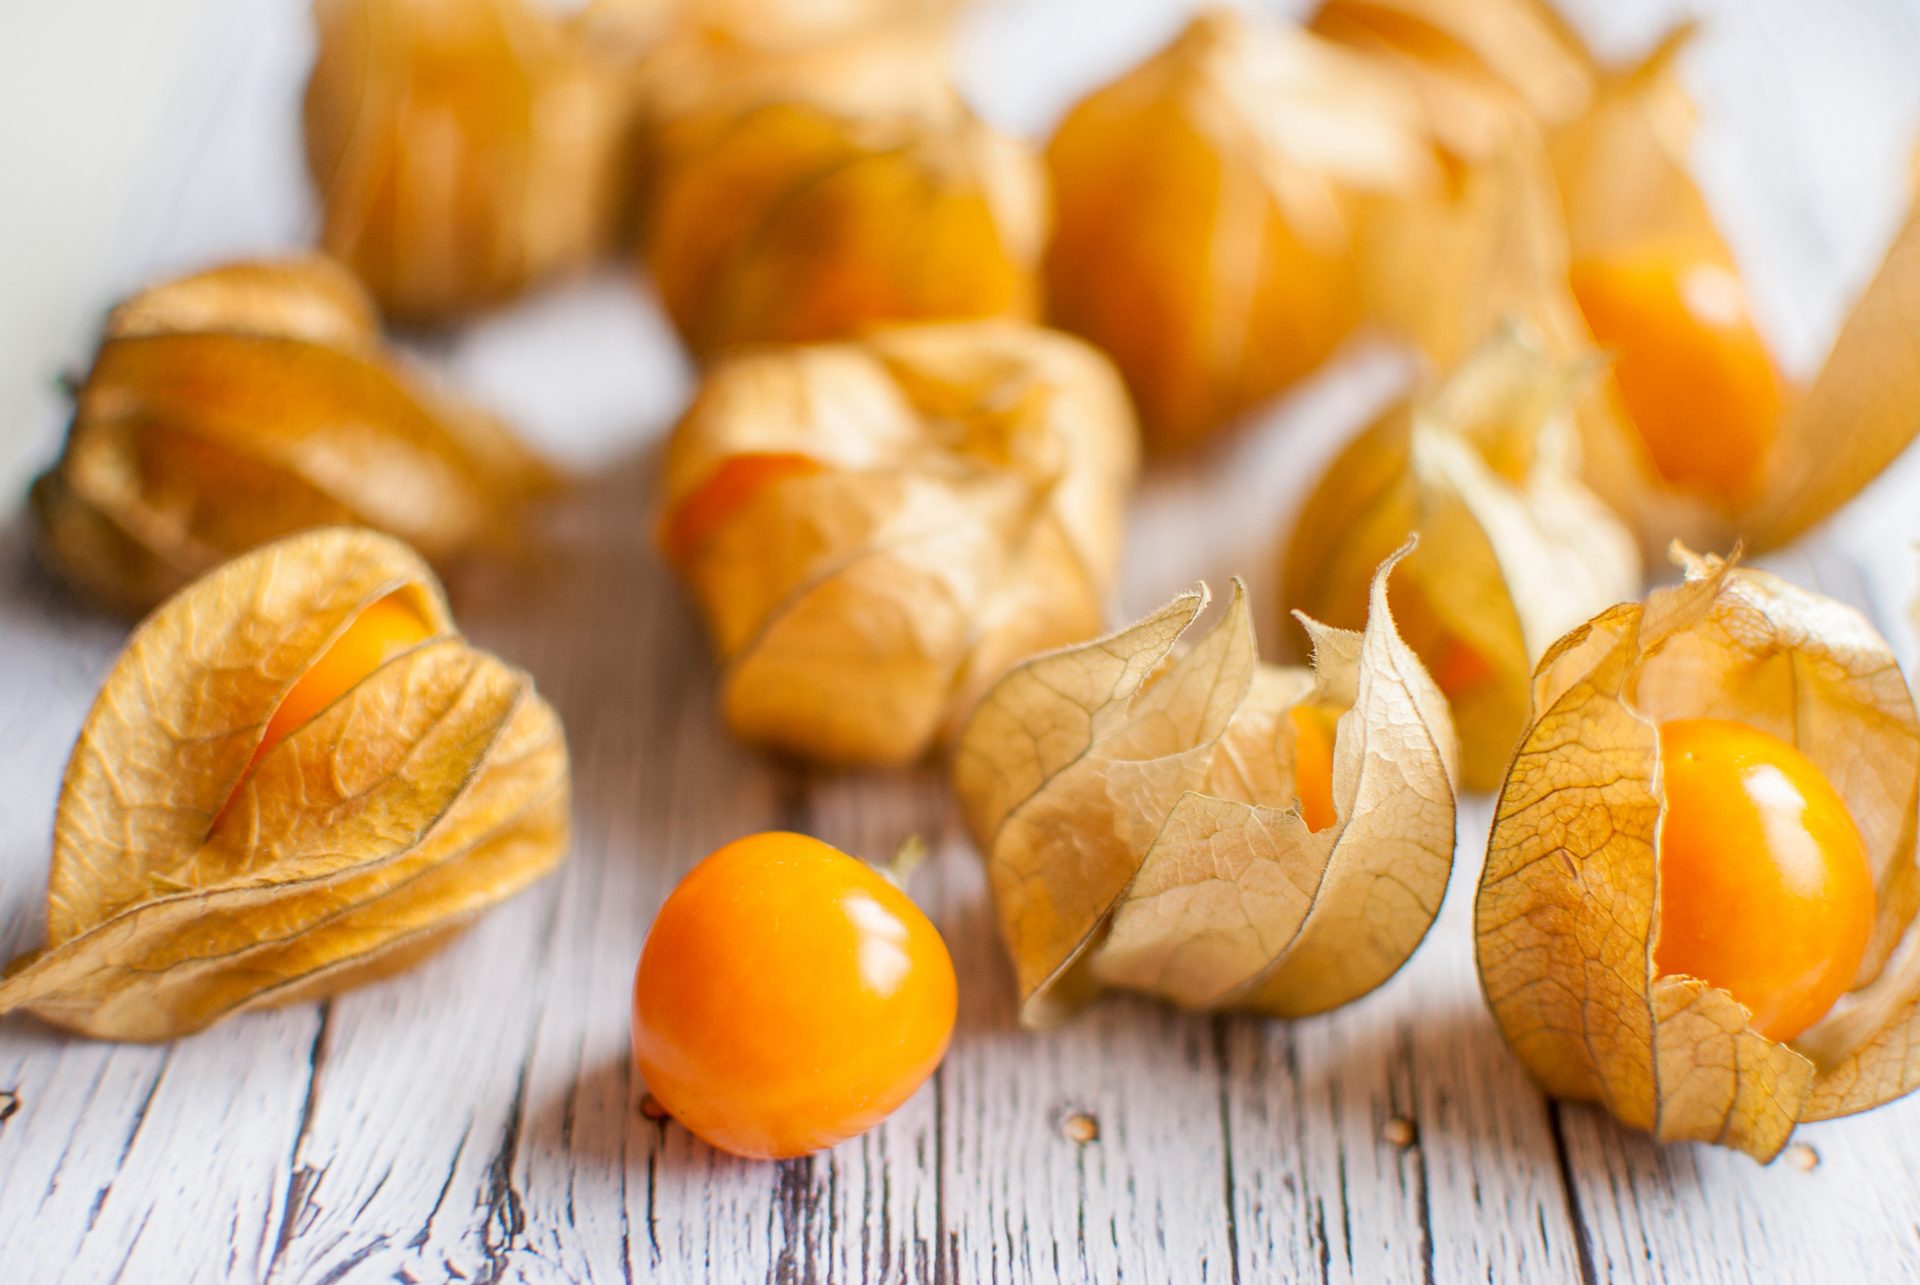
[1654,718,1877,1044]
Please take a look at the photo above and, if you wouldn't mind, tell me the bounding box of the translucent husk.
[1044,7,1439,452]
[1313,4,1920,552]
[304,0,637,323]
[31,257,553,616]
[0,529,571,1042]
[642,13,1043,362]
[954,549,1458,1027]
[1309,0,1594,159]
[1477,551,1920,1160]
[1279,326,1640,791]
[1550,30,1920,554]
[592,0,961,128]
[659,321,1138,766]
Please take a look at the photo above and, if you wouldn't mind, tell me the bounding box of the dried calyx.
[1045,7,1438,451]
[646,76,1044,359]
[305,0,636,323]
[659,321,1138,766]
[1477,551,1920,1159]
[32,256,552,615]
[955,549,1458,1027]
[1279,325,1639,790]
[1314,2,1920,551]
[0,528,571,1042]
[1549,30,1920,553]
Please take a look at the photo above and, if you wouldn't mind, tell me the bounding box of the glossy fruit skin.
[1655,718,1876,1043]
[1570,248,1784,509]
[1287,704,1340,833]
[633,832,957,1160]
[250,594,434,774]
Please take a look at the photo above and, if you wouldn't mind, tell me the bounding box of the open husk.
[954,550,1458,1027]
[31,257,553,616]
[1044,7,1438,452]
[0,529,571,1042]
[1477,551,1920,1159]
[1279,326,1639,791]
[645,54,1044,359]
[1551,30,1920,553]
[659,321,1137,766]
[305,0,635,323]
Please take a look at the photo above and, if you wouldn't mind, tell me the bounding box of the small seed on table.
[1062,1112,1099,1144]
[1383,1117,1416,1148]
[1786,1143,1819,1172]
[640,1093,669,1122]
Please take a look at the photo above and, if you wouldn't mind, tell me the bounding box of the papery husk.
[954,549,1458,1027]
[645,57,1044,359]
[1353,121,1593,373]
[1044,7,1438,452]
[0,528,571,1042]
[1309,0,1593,162]
[305,0,636,324]
[1307,0,1655,507]
[1280,325,1640,791]
[1550,31,1920,553]
[593,0,960,127]
[659,320,1138,765]
[31,257,553,616]
[1476,550,1920,1160]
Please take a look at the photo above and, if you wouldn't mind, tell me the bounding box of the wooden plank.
[1220,800,1590,1285]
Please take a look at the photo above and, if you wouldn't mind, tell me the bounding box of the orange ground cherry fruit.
[1570,247,1786,509]
[248,594,434,772]
[1654,718,1876,1043]
[1287,703,1341,833]
[632,831,958,1160]
[661,453,820,566]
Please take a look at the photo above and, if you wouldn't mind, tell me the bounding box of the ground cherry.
[1655,718,1876,1043]
[661,453,820,566]
[1570,247,1785,509]
[223,593,435,816]
[1287,703,1341,833]
[632,832,957,1160]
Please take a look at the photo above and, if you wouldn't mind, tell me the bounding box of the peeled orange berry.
[1655,718,1876,1043]
[632,832,957,1159]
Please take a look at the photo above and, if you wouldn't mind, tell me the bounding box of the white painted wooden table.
[4,1,1920,1280]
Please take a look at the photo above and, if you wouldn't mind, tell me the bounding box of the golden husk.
[604,0,961,127]
[1551,31,1920,553]
[659,321,1138,766]
[305,0,636,323]
[1476,551,1920,1159]
[31,257,553,616]
[1321,3,1920,552]
[954,550,1458,1027]
[645,73,1045,359]
[1279,326,1640,790]
[1044,7,1438,452]
[0,528,571,1042]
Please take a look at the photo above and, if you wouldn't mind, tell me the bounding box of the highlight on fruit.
[1475,549,1920,1160]
[631,831,956,1160]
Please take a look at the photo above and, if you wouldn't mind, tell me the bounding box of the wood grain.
[3,0,1920,1281]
